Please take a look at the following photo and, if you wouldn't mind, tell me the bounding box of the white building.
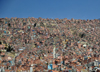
[30,64,33,72]
[94,60,99,67]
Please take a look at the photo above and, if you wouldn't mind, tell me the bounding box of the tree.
[6,45,13,52]
[34,23,37,27]
[0,50,1,53]
[79,33,86,38]
[40,22,45,27]
[8,23,11,27]
[0,41,2,45]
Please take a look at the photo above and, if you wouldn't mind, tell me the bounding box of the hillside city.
[0,17,100,72]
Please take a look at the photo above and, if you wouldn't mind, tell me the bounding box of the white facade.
[30,67,33,72]
[94,60,99,66]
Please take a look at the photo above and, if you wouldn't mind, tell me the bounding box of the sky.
[0,0,100,20]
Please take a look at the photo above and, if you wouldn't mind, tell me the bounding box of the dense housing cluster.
[0,17,100,72]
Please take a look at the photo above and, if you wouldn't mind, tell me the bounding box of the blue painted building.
[48,64,53,70]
